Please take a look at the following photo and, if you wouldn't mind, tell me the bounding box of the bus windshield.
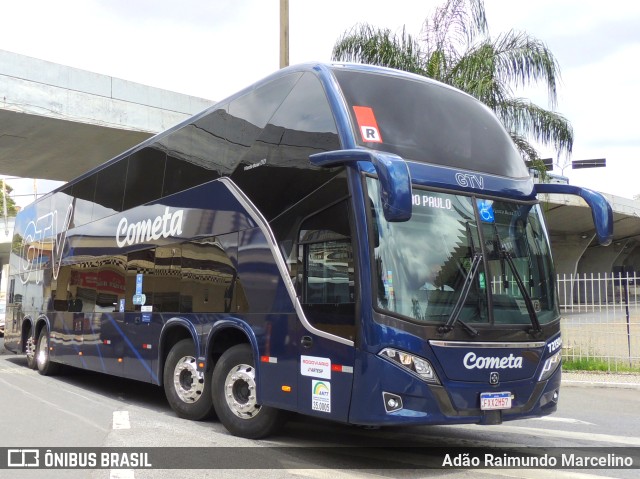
[367,177,558,328]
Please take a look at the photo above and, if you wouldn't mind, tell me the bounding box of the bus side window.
[303,240,354,304]
[298,201,356,341]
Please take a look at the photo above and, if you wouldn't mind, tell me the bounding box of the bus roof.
[45,62,529,202]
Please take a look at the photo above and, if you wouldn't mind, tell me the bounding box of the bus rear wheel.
[211,344,285,439]
[36,328,61,376]
[163,339,215,421]
[25,324,37,370]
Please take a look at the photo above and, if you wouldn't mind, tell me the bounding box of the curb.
[561,371,640,389]
[562,379,640,390]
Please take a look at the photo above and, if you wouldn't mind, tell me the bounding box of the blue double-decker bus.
[3,63,612,438]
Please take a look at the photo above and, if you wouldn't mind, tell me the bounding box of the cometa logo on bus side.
[116,207,184,248]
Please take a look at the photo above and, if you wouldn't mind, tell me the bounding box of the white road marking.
[478,469,621,479]
[290,465,617,479]
[287,469,400,478]
[109,470,135,479]
[464,423,640,446]
[529,416,595,425]
[111,411,134,479]
[112,410,131,430]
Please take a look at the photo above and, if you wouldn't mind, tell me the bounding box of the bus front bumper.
[348,351,561,427]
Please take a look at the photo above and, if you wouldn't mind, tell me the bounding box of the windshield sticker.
[477,199,495,223]
[353,106,383,143]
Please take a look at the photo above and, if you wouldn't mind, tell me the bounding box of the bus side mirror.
[309,149,412,222]
[534,183,613,246]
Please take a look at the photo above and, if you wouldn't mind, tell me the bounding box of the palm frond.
[491,30,561,108]
[422,0,487,51]
[510,132,540,162]
[500,98,573,156]
[331,24,425,74]
[447,42,508,107]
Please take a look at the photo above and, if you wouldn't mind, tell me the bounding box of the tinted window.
[162,154,219,197]
[333,69,528,178]
[253,72,340,167]
[123,147,166,210]
[298,199,355,340]
[232,72,342,220]
[95,159,128,217]
[71,174,97,226]
[271,173,349,264]
[229,73,300,137]
[162,107,234,196]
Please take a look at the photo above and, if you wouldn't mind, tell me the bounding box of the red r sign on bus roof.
[353,106,383,143]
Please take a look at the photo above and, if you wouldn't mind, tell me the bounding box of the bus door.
[295,203,356,422]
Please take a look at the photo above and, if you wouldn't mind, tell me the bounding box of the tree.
[1,181,19,216]
[331,0,572,166]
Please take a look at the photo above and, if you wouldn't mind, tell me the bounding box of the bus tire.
[211,343,285,439]
[25,324,37,370]
[36,328,61,376]
[163,339,215,421]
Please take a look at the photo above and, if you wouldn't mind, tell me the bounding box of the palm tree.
[331,0,572,166]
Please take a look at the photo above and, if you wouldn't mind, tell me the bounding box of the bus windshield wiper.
[490,223,542,334]
[439,253,481,337]
[500,249,542,334]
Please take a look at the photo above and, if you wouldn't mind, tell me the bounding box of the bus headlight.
[539,350,562,381]
[379,348,440,384]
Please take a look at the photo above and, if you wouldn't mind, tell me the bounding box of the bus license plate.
[480,392,512,410]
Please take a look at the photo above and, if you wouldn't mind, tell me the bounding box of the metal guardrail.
[557,273,640,370]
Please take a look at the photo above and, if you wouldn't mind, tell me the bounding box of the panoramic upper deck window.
[332,68,529,179]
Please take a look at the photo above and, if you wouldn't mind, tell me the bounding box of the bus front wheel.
[211,343,285,439]
[163,339,215,421]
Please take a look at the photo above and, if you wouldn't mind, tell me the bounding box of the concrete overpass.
[541,192,640,276]
[1,49,640,282]
[0,49,213,181]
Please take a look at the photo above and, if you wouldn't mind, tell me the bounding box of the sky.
[1,0,639,204]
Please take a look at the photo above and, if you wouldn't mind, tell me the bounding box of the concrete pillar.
[578,240,634,274]
[549,234,594,306]
[549,234,594,277]
[572,240,637,304]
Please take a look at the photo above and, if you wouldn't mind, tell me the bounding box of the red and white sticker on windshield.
[353,106,383,143]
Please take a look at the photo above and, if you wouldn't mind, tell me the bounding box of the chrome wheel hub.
[26,336,36,362]
[224,364,260,419]
[173,356,205,403]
